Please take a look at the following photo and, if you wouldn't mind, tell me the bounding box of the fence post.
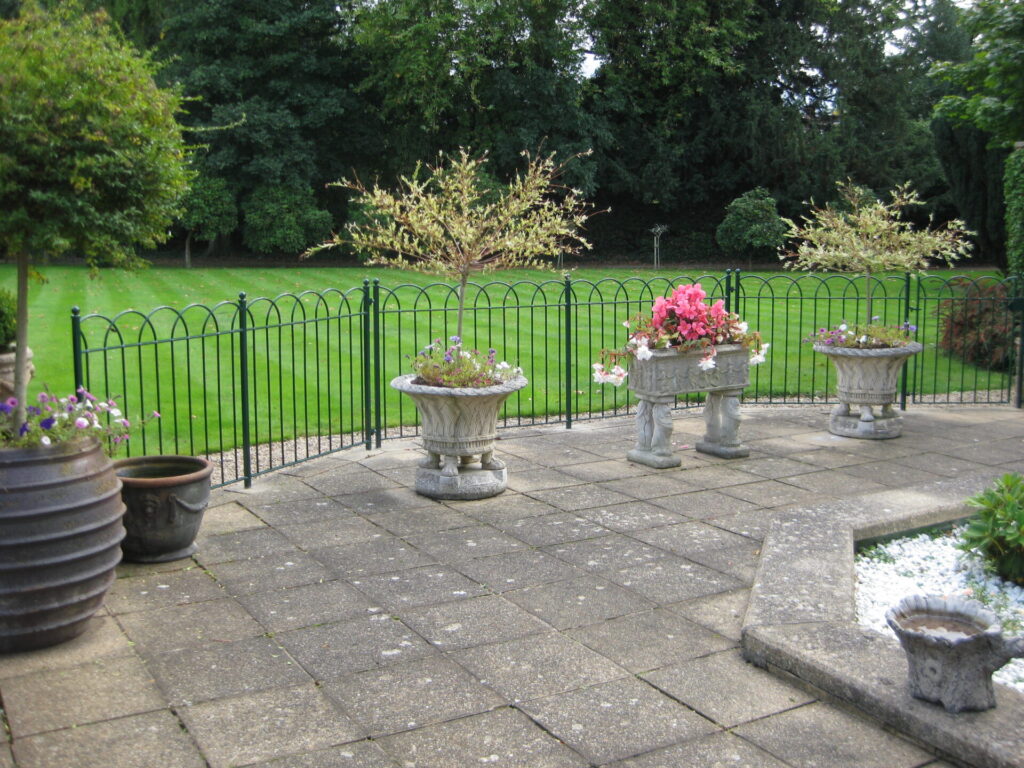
[734,269,742,316]
[900,272,912,411]
[372,278,382,448]
[237,292,253,489]
[564,273,573,430]
[71,306,84,392]
[361,279,373,450]
[724,270,732,313]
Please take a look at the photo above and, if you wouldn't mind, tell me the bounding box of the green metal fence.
[72,271,1021,488]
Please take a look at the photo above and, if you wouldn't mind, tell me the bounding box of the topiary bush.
[936,278,1015,371]
[716,188,788,264]
[960,473,1024,585]
[0,288,15,350]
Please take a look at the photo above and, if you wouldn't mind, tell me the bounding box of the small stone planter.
[886,594,1024,713]
[391,374,527,500]
[113,455,213,563]
[814,341,922,439]
[627,345,750,468]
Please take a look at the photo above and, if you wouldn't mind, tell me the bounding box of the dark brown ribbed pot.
[114,455,213,563]
[0,438,125,653]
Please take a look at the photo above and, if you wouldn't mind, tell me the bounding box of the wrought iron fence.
[72,271,1022,488]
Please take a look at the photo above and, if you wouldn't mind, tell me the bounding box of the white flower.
[109,408,122,418]
[634,341,653,361]
[698,356,717,371]
[40,436,51,446]
[737,321,748,334]
[496,361,510,370]
[839,323,848,331]
[859,335,868,344]
[750,342,769,365]
[622,320,630,329]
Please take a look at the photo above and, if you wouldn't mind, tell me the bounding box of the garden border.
[742,469,1024,768]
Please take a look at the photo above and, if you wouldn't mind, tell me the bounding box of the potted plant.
[0,390,138,652]
[113,454,214,563]
[307,147,594,498]
[782,182,973,438]
[0,4,188,652]
[594,283,767,467]
[0,288,31,402]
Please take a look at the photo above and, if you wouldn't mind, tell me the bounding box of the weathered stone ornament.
[627,345,750,468]
[391,374,527,500]
[814,342,922,439]
[886,594,1024,713]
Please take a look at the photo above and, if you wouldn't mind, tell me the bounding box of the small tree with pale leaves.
[305,148,595,338]
[781,182,973,326]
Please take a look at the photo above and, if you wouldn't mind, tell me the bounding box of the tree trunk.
[864,268,873,327]
[184,230,192,269]
[13,252,30,426]
[456,274,469,340]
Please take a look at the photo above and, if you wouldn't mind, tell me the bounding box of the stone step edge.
[741,468,1024,768]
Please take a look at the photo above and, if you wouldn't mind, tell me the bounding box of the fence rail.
[73,271,1022,488]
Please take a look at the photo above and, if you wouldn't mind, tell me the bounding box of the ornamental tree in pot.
[307,148,594,498]
[0,2,188,651]
[781,182,973,438]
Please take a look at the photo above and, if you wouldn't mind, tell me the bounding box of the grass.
[0,262,1012,460]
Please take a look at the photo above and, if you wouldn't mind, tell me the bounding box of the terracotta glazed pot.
[114,455,213,563]
[814,341,922,439]
[0,438,125,653]
[390,374,527,499]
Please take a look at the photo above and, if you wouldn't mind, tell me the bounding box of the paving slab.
[0,616,132,680]
[322,655,505,736]
[453,632,627,703]
[574,500,689,532]
[544,533,668,572]
[277,615,436,680]
[237,580,377,632]
[349,564,489,609]
[641,648,814,727]
[399,594,550,650]
[144,635,311,705]
[249,741,400,767]
[1,653,165,736]
[194,526,301,565]
[196,499,266,534]
[495,511,611,546]
[452,549,584,592]
[608,731,791,768]
[310,536,437,578]
[520,676,717,765]
[12,710,206,768]
[209,550,334,595]
[240,497,354,527]
[404,524,527,562]
[375,707,588,768]
[104,567,226,614]
[117,597,265,654]
[566,608,735,673]
[668,587,750,642]
[179,683,363,768]
[733,702,935,768]
[504,573,656,629]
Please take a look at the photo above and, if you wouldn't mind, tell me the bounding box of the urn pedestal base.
[829,402,903,439]
[627,347,750,469]
[415,465,508,500]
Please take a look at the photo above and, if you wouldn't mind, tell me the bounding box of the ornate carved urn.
[814,341,922,439]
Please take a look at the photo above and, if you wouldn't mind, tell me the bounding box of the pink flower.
[74,417,90,429]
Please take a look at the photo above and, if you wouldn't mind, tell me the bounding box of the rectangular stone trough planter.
[627,344,750,468]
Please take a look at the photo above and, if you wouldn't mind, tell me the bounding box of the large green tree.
[0,1,188,421]
[160,0,368,254]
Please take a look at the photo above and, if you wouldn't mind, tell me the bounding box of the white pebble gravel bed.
[855,526,1024,693]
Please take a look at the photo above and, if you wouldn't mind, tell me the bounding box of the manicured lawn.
[1,263,1010,458]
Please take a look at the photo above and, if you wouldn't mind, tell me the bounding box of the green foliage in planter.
[1006,147,1024,275]
[960,473,1024,585]
[937,278,1014,371]
[0,289,15,350]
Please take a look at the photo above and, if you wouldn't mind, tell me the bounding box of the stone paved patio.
[3,404,1023,767]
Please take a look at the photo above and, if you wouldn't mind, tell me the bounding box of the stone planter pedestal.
[0,346,33,402]
[391,374,527,500]
[627,345,750,468]
[886,595,1024,713]
[814,342,922,439]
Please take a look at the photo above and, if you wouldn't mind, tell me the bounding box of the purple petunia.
[39,417,55,430]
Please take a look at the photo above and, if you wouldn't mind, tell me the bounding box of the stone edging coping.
[741,469,1024,768]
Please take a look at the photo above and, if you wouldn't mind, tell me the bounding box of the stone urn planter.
[0,438,125,653]
[0,345,33,401]
[627,344,750,468]
[814,341,922,439]
[391,374,528,500]
[886,594,1024,713]
[113,455,214,563]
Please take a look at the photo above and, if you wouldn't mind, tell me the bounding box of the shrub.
[243,185,332,255]
[0,289,15,350]
[1006,147,1024,275]
[937,278,1014,371]
[716,188,787,262]
[960,473,1024,585]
